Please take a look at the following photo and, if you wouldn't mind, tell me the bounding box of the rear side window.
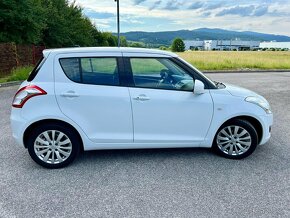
[59,57,119,85]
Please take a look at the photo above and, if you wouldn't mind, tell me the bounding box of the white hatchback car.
[11,47,273,168]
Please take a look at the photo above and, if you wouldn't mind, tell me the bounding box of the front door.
[126,56,213,145]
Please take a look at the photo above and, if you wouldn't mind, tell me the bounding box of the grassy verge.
[178,51,290,71]
[0,66,33,83]
[0,51,289,83]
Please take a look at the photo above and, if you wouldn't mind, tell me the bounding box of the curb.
[203,70,290,74]
[0,81,23,88]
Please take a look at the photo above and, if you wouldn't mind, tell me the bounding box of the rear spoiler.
[42,50,52,58]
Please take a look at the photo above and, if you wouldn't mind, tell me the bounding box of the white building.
[260,42,290,49]
[184,40,260,51]
[184,40,204,50]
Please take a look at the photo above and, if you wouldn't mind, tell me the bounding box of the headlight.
[245,96,272,114]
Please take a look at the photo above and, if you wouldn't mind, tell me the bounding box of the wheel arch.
[218,115,263,144]
[23,119,84,151]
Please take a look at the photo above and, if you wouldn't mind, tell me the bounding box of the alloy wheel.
[216,125,252,156]
[34,130,72,164]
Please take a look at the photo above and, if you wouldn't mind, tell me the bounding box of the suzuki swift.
[10,47,273,168]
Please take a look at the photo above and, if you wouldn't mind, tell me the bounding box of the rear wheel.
[27,123,80,168]
[213,119,258,159]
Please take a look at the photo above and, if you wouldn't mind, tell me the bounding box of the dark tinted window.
[27,57,46,82]
[59,57,119,85]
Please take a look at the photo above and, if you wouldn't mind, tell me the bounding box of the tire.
[212,119,258,159]
[27,123,80,168]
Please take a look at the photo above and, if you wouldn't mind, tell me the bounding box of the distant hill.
[120,28,290,46]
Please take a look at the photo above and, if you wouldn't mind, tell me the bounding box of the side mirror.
[194,80,205,95]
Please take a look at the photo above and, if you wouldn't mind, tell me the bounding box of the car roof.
[43,47,178,58]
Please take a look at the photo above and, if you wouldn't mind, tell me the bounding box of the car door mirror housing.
[194,80,205,95]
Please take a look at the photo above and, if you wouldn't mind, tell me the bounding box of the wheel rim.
[34,130,72,164]
[216,125,252,156]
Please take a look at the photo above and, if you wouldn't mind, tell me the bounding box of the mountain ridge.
[119,28,290,46]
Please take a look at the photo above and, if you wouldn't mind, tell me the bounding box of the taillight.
[12,85,47,108]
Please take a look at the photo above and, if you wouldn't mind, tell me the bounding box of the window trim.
[57,56,217,90]
[58,56,122,87]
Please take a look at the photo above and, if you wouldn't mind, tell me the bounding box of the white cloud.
[74,0,290,36]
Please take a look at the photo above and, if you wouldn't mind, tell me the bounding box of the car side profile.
[10,47,273,168]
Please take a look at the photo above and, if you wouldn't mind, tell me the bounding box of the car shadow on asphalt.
[75,147,222,165]
[71,144,273,170]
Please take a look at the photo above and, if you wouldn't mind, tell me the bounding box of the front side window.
[59,57,119,85]
[130,58,194,91]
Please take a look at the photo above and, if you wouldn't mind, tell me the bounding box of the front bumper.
[259,113,273,145]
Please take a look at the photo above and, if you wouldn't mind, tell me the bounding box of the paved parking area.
[0,72,290,217]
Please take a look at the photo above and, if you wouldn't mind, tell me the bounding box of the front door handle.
[61,91,80,98]
[133,95,150,101]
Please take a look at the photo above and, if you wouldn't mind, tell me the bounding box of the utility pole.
[114,0,120,47]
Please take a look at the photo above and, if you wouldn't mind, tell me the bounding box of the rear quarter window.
[27,57,46,82]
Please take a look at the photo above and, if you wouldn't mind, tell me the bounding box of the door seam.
[127,88,135,142]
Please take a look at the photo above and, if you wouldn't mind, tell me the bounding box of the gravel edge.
[0,81,23,88]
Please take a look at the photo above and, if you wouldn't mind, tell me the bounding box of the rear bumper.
[259,113,273,145]
[10,108,26,148]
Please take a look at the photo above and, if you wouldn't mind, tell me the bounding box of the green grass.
[177,51,290,71]
[1,51,289,83]
[0,66,33,83]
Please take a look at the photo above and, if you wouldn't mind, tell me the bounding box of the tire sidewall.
[27,124,80,168]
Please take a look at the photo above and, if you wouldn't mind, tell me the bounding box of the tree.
[100,32,118,47]
[41,0,99,47]
[0,0,123,48]
[0,0,45,44]
[120,36,128,47]
[171,38,185,52]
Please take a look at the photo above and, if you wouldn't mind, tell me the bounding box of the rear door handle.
[61,91,80,98]
[133,95,150,101]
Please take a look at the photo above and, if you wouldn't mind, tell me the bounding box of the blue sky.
[74,0,290,36]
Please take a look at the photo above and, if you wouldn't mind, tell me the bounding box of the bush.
[0,66,33,83]
[159,46,168,50]
[129,42,144,48]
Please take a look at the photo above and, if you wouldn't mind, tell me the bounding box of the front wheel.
[213,119,258,159]
[27,124,80,168]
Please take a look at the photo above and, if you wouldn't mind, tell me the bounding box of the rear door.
[54,52,133,143]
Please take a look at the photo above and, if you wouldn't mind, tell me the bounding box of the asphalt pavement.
[0,72,290,218]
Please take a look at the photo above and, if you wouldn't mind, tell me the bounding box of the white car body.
[10,47,273,167]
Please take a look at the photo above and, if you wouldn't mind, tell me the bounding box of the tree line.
[0,0,127,48]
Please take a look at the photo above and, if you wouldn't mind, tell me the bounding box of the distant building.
[260,42,290,49]
[184,40,260,51]
[184,40,204,50]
